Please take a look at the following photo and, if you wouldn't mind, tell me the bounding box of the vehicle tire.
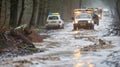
[61,26,64,29]
[46,26,50,30]
[78,26,81,29]
[73,25,77,30]
[94,21,97,25]
[97,20,99,26]
[61,24,64,29]
[91,24,94,29]
[58,25,61,29]
[87,26,90,29]
[97,23,99,26]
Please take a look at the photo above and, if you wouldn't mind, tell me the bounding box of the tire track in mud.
[74,29,114,51]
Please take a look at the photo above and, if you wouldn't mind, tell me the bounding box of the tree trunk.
[0,0,2,23]
[42,0,48,25]
[79,0,82,8]
[37,0,49,26]
[44,0,50,25]
[4,0,7,24]
[17,0,24,26]
[36,0,43,25]
[116,0,120,21]
[33,0,39,26]
[9,0,18,27]
[40,1,44,25]
[29,0,37,29]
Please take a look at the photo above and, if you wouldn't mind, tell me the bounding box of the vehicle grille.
[78,21,88,24]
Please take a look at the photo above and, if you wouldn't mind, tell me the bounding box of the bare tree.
[17,0,25,26]
[36,0,44,25]
[29,0,38,28]
[116,0,120,21]
[0,0,2,23]
[42,0,50,25]
[9,0,19,27]
[79,0,82,8]
[4,0,7,24]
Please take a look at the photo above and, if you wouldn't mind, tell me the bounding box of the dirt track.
[0,17,120,67]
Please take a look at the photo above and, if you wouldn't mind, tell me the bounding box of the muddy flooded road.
[0,17,120,67]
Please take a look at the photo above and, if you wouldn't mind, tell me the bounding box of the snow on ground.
[0,16,120,67]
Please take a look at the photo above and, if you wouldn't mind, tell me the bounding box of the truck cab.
[72,9,95,30]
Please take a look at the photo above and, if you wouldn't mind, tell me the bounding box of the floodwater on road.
[0,17,120,67]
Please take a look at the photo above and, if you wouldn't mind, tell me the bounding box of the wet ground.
[0,16,120,67]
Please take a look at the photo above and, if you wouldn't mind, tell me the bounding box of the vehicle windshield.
[75,14,91,19]
[94,11,98,14]
[48,16,59,20]
[104,11,109,14]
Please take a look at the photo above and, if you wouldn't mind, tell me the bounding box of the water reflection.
[89,63,95,67]
[74,62,95,67]
[74,49,82,59]
[75,62,85,67]
[73,30,80,34]
[73,49,95,67]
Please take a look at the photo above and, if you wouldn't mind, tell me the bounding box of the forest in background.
[0,0,120,28]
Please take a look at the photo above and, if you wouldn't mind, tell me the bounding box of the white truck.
[72,9,95,30]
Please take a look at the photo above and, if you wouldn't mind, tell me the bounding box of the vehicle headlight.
[73,20,78,24]
[88,20,93,23]
[91,20,94,23]
[88,20,91,23]
[98,14,101,17]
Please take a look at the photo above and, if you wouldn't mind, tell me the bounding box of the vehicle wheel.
[91,24,94,29]
[61,24,64,29]
[87,26,90,29]
[73,25,77,30]
[46,26,50,30]
[61,26,64,29]
[78,26,81,29]
[58,25,61,29]
[94,21,96,24]
[97,22,99,26]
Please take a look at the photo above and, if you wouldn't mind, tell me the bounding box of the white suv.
[45,13,64,29]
